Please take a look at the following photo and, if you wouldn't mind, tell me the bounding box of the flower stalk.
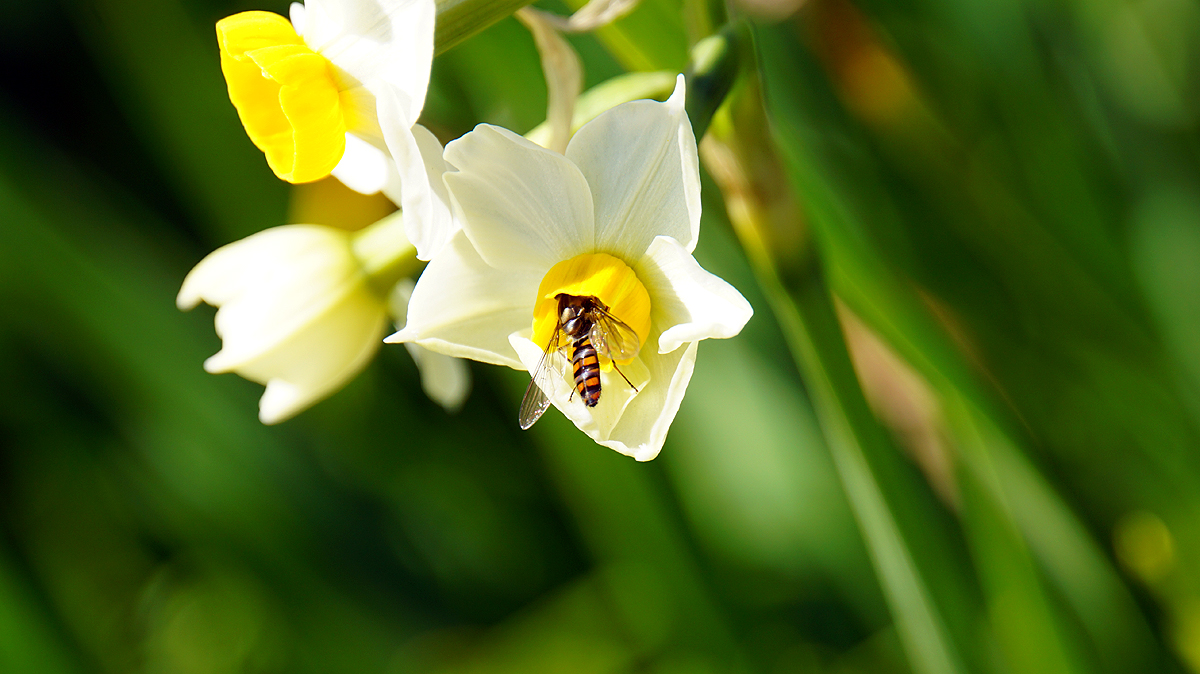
[351,210,421,293]
[435,0,535,54]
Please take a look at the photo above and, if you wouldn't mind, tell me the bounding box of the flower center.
[216,11,347,183]
[531,254,652,366]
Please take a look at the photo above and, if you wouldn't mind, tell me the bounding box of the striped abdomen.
[572,336,602,407]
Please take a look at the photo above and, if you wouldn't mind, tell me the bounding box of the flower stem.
[436,0,534,54]
[702,71,975,674]
[351,211,420,295]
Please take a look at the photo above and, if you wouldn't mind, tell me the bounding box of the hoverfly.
[518,293,641,430]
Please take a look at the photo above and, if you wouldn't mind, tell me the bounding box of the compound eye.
[560,307,574,324]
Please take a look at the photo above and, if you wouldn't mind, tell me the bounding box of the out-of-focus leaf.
[433,16,547,134]
[754,12,1172,674]
[69,0,287,242]
[0,543,84,674]
[510,371,750,669]
[436,0,536,54]
[560,0,689,71]
[950,401,1084,674]
[524,70,676,146]
[704,56,982,674]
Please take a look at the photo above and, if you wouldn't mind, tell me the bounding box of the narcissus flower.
[388,76,752,460]
[178,216,468,423]
[216,0,453,259]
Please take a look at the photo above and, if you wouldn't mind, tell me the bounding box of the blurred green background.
[2,0,1200,672]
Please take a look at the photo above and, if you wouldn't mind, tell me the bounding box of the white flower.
[388,76,753,460]
[178,219,469,424]
[389,280,472,411]
[216,0,454,259]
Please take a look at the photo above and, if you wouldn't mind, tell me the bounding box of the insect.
[518,293,641,430]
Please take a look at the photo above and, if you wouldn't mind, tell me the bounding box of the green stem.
[700,47,976,674]
[351,211,420,294]
[435,0,535,55]
[752,240,969,674]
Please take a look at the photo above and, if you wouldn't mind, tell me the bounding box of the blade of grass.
[948,398,1084,674]
[703,66,978,674]
[0,543,85,674]
[69,0,286,242]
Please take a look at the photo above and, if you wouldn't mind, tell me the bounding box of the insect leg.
[611,360,639,393]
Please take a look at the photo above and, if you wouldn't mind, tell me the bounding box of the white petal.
[190,228,360,370]
[387,276,416,325]
[443,124,594,273]
[180,224,389,424]
[185,231,382,419]
[510,331,651,431]
[566,74,701,260]
[385,230,539,369]
[388,279,472,411]
[407,344,472,411]
[604,341,697,461]
[512,329,695,461]
[177,226,315,310]
[305,0,435,124]
[289,2,306,33]
[243,285,386,423]
[259,380,305,424]
[377,107,458,260]
[180,227,354,361]
[300,0,331,36]
[635,235,753,354]
[331,132,391,195]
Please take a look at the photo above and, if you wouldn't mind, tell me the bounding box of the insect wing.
[589,307,641,362]
[518,329,564,430]
[517,378,551,430]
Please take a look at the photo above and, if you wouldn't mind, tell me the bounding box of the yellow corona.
[530,253,651,367]
[216,11,348,182]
